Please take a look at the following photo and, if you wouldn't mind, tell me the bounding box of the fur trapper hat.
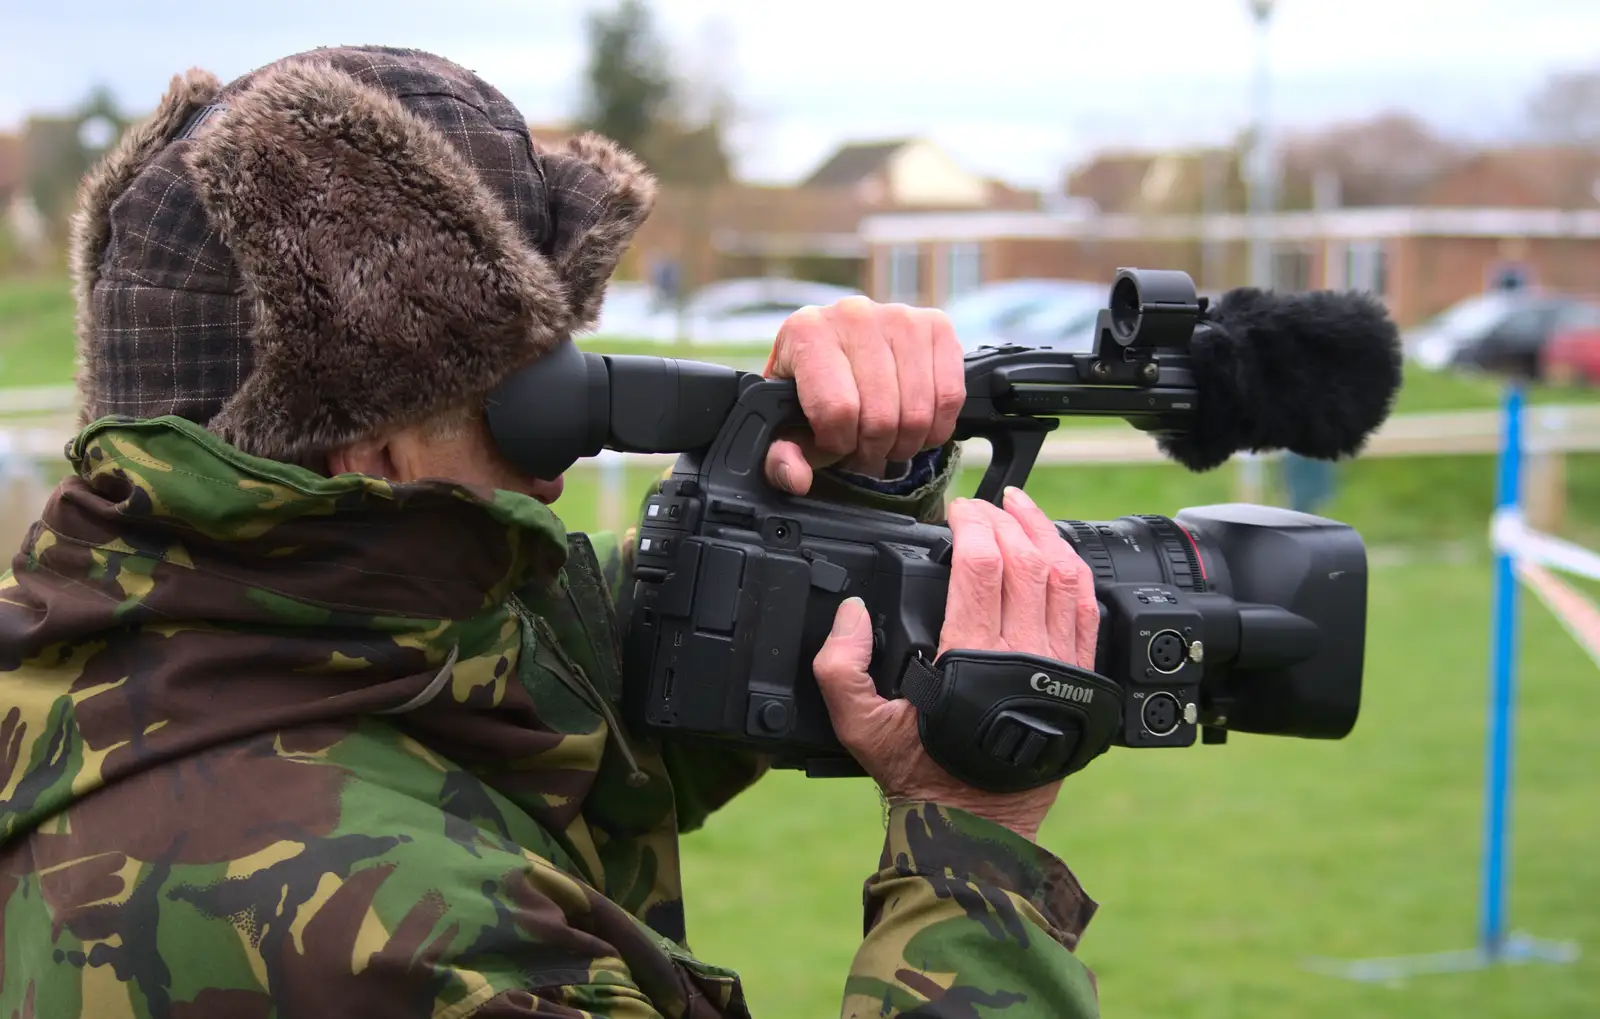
[69,45,656,465]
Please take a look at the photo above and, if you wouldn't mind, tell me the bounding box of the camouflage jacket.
[0,416,1101,1018]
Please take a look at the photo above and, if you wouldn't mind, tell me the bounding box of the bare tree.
[1520,67,1600,291]
[575,1,737,187]
[1525,68,1600,150]
[1278,112,1465,207]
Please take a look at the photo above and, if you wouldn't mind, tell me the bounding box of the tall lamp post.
[1237,0,1276,503]
[1246,0,1276,291]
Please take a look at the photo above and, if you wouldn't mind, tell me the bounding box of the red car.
[1542,302,1600,386]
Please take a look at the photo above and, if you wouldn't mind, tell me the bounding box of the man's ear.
[326,434,399,479]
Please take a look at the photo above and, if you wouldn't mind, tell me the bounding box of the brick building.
[615,138,1040,295]
[858,143,1600,326]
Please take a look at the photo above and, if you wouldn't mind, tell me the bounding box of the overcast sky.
[2,0,1598,187]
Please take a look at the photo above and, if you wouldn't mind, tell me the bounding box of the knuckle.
[858,405,900,441]
[781,304,828,337]
[813,644,857,680]
[1048,560,1079,591]
[813,651,844,679]
[883,302,919,333]
[833,295,879,324]
[811,391,860,424]
[899,400,935,430]
[960,550,1005,577]
[917,305,955,334]
[1009,549,1049,585]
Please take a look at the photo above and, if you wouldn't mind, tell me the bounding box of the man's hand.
[812,488,1100,842]
[762,297,966,495]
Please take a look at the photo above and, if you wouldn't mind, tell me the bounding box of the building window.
[1271,248,1313,293]
[885,245,921,304]
[1340,241,1388,297]
[945,243,982,302]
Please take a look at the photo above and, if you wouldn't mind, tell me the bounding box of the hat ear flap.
[539,133,658,332]
[71,68,222,426]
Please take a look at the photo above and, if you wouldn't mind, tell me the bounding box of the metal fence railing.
[4,385,1598,549]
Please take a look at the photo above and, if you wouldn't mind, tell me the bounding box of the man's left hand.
[763,297,966,495]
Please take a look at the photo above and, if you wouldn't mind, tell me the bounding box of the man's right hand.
[813,486,1100,842]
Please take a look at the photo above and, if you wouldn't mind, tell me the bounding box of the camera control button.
[757,700,790,733]
[984,710,1077,771]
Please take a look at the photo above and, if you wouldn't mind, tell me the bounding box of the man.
[0,47,1103,1018]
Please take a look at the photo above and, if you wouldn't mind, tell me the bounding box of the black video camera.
[487,268,1398,791]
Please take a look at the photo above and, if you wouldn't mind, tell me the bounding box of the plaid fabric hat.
[70,46,656,465]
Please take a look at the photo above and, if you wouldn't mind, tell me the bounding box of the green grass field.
[560,447,1600,554]
[0,275,775,387]
[0,276,78,387]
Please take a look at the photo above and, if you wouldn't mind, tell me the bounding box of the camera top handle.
[683,266,1204,506]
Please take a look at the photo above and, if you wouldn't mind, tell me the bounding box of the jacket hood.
[0,416,580,845]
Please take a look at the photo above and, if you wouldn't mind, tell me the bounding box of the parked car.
[625,278,862,345]
[589,281,663,338]
[944,279,1105,352]
[990,291,1106,351]
[1406,292,1600,380]
[1541,302,1600,386]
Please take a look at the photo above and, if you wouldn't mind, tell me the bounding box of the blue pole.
[1480,383,1524,959]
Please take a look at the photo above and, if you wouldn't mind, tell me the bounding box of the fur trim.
[70,68,222,424]
[181,60,570,463]
[541,132,658,331]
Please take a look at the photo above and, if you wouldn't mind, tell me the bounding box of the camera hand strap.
[896,650,1124,793]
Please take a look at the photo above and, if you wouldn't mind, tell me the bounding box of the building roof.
[650,183,868,236]
[858,205,1600,246]
[801,139,915,188]
[1419,146,1600,209]
[1063,147,1248,216]
[1064,151,1163,213]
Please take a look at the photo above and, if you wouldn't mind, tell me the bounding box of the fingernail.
[775,462,794,493]
[833,597,867,636]
[1006,487,1036,509]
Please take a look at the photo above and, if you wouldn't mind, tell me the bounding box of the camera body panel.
[624,473,955,774]
[623,464,1369,777]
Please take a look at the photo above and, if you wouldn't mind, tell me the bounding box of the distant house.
[1063,148,1246,217]
[1418,146,1600,211]
[860,142,1600,326]
[801,138,996,209]
[624,137,1040,304]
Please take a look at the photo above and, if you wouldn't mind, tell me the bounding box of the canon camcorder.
[486,268,1404,790]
